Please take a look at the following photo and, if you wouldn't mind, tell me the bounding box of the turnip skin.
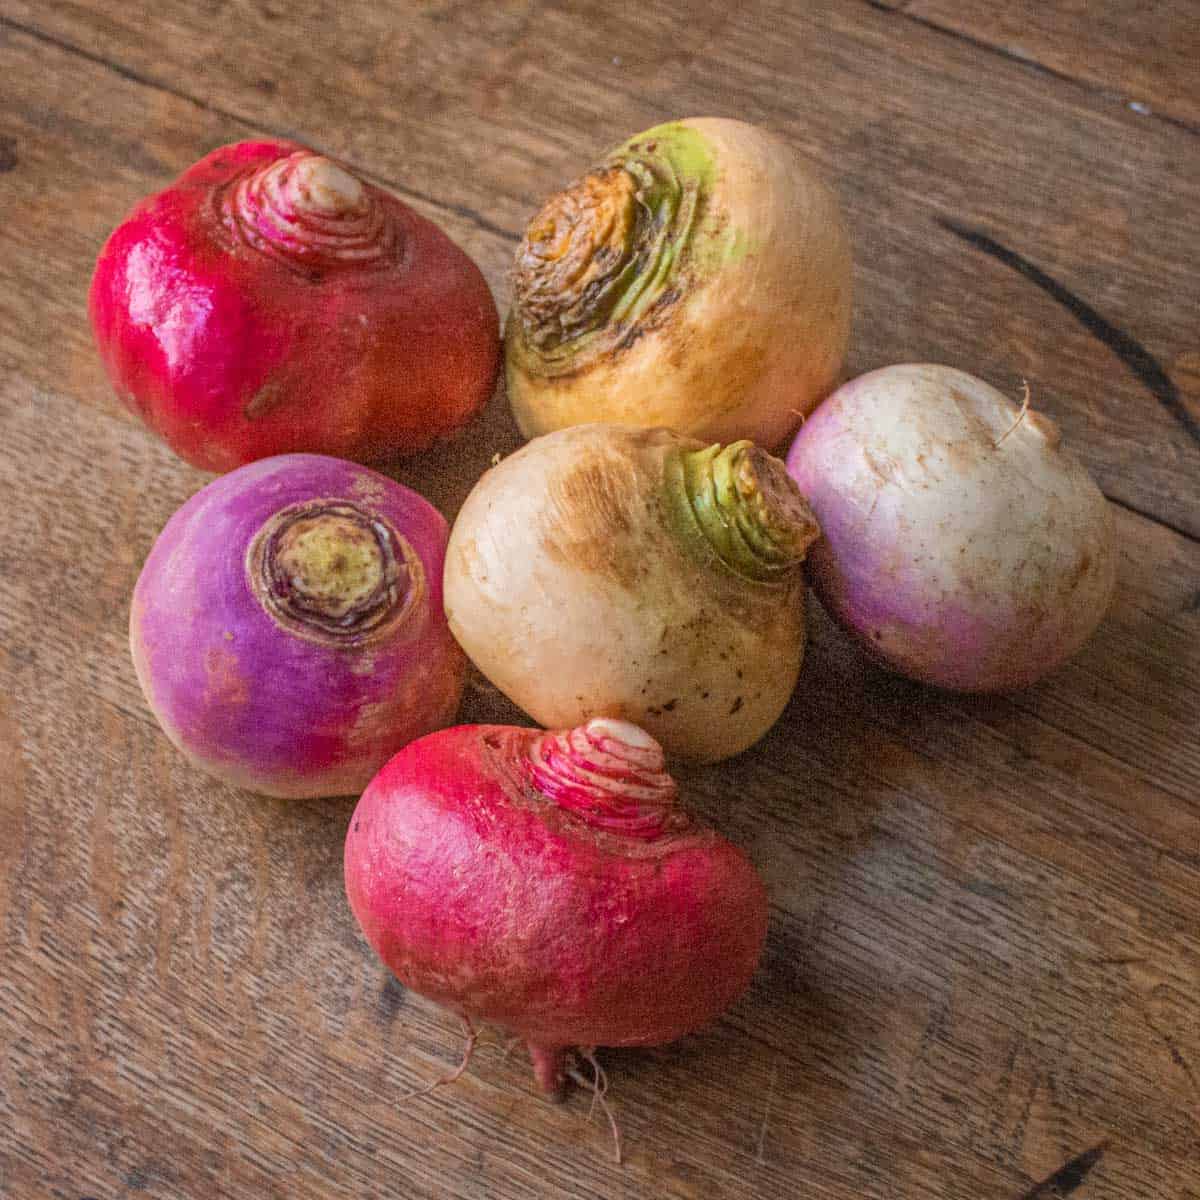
[786,364,1117,691]
[130,454,465,798]
[443,424,819,763]
[343,719,769,1091]
[506,118,852,450]
[89,140,500,472]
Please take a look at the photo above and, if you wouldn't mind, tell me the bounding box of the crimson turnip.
[90,141,499,471]
[344,718,768,1096]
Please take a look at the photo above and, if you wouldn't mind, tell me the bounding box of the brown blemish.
[244,380,287,420]
[655,287,681,311]
[1024,409,1062,449]
[1066,549,1094,591]
[539,451,642,587]
[615,325,646,352]
[203,646,249,710]
[348,473,388,506]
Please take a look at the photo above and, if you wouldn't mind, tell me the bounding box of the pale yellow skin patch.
[273,514,386,621]
[289,155,366,214]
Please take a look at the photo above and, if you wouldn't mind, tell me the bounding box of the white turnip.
[786,364,1116,691]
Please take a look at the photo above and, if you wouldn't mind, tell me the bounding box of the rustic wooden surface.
[1,3,1197,1197]
[870,0,1200,131]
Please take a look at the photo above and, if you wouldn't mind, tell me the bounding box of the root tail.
[995,378,1032,447]
[567,1049,622,1165]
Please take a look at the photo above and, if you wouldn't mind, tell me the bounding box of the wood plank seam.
[1104,495,1198,547]
[860,0,1200,138]
[0,13,520,247]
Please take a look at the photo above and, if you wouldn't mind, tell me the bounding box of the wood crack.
[1019,1140,1108,1198]
[937,218,1200,453]
[0,14,250,125]
[1102,495,1199,546]
[1143,1010,1200,1103]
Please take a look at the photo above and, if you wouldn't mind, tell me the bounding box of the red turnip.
[344,718,768,1099]
[90,140,499,472]
[131,454,464,797]
[786,364,1116,691]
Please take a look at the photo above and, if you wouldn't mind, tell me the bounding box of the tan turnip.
[444,424,819,762]
[505,118,852,450]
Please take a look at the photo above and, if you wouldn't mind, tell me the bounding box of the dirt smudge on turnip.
[202,645,249,710]
[540,449,644,588]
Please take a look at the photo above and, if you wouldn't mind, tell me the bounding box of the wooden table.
[2,3,1197,1197]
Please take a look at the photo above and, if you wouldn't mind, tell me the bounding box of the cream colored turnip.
[444,424,820,762]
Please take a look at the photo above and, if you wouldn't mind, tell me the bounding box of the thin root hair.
[568,1052,622,1165]
[395,1015,478,1104]
[995,378,1032,447]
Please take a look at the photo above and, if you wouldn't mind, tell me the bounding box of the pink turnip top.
[524,718,687,840]
[221,151,398,270]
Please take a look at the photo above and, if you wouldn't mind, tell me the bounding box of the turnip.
[90,140,500,472]
[343,718,768,1102]
[505,118,852,449]
[443,424,820,762]
[131,454,465,797]
[785,364,1117,691]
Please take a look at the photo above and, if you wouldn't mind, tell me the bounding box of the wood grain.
[872,0,1200,131]
[9,369,1200,1200]
[1,4,1198,1200]
[5,0,1200,537]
